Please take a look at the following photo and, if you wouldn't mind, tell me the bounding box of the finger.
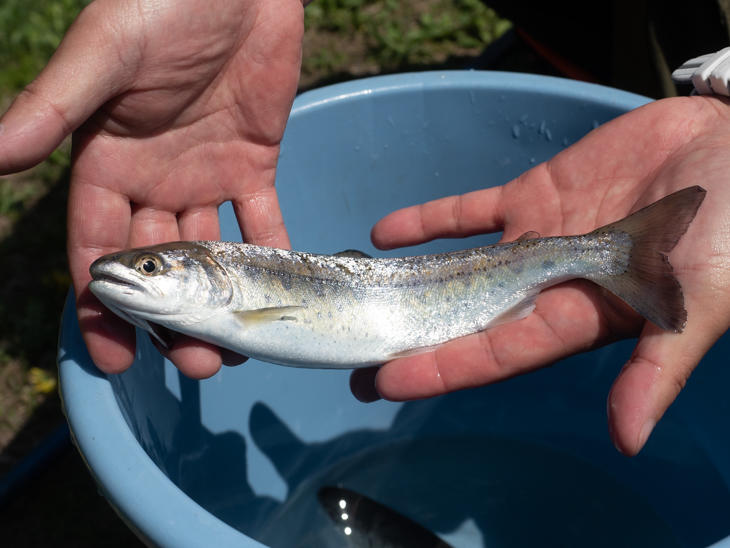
[128,206,180,247]
[233,183,290,249]
[129,205,227,377]
[177,206,221,241]
[370,187,505,250]
[0,3,135,173]
[350,367,381,403]
[179,205,249,370]
[607,318,725,456]
[68,176,136,373]
[164,338,224,379]
[375,282,617,400]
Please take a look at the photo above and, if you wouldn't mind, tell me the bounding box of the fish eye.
[135,255,162,275]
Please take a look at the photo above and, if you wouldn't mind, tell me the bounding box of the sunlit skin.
[0,0,728,456]
[0,0,305,378]
[352,96,730,455]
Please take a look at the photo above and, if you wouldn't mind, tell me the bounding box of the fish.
[317,486,452,548]
[88,186,705,368]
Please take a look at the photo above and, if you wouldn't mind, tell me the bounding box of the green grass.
[302,0,510,84]
[0,0,91,95]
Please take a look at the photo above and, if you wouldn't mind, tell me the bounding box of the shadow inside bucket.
[102,330,730,548]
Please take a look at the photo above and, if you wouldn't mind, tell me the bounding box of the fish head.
[89,242,233,339]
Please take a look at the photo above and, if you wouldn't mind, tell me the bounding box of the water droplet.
[562,137,570,146]
[545,128,553,141]
[511,124,521,139]
[538,120,547,135]
[592,120,600,129]
[529,157,536,164]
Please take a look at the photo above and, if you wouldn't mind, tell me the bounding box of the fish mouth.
[90,272,143,291]
[89,258,146,294]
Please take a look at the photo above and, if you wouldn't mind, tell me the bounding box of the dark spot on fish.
[542,260,555,269]
[279,275,293,291]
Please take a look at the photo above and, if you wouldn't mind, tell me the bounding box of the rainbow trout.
[89,186,705,368]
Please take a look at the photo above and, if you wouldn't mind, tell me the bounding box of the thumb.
[0,2,135,173]
[607,316,725,456]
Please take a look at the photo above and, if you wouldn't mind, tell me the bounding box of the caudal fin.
[587,186,706,332]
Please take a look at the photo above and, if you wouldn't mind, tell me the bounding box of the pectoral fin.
[234,306,304,325]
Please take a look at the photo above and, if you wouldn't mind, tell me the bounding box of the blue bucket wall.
[58,72,730,548]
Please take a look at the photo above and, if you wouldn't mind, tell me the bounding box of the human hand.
[0,0,305,378]
[354,95,730,456]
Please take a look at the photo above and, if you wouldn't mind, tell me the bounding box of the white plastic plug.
[672,47,730,96]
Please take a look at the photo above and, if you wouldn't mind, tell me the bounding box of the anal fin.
[486,292,538,328]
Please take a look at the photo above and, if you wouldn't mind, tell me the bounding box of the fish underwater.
[89,186,705,368]
[317,486,452,548]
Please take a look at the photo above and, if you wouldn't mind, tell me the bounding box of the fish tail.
[586,186,706,332]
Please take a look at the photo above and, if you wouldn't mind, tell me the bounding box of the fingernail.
[638,419,656,451]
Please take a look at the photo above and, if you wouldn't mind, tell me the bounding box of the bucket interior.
[59,72,730,548]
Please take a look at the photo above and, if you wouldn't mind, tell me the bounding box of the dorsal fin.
[334,249,372,259]
[515,231,540,241]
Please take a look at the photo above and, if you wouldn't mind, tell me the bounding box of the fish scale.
[88,187,705,368]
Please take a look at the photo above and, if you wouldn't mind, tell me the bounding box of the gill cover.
[133,241,234,309]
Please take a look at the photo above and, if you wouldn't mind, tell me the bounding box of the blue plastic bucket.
[58,72,730,548]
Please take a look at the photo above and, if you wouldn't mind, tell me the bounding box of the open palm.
[364,95,730,455]
[0,0,305,377]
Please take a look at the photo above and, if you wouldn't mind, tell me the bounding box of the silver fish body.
[89,186,705,369]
